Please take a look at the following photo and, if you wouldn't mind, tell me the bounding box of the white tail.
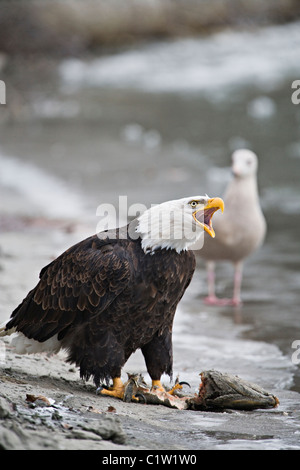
[0,323,16,337]
[0,320,61,354]
[11,333,62,355]
[0,324,7,337]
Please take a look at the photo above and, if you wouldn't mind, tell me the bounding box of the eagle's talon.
[135,392,146,404]
[168,381,190,395]
[97,377,125,400]
[96,385,104,395]
[96,383,113,394]
[98,383,110,391]
[151,379,183,396]
[178,381,191,388]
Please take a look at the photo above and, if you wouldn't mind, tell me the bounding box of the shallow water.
[0,21,300,398]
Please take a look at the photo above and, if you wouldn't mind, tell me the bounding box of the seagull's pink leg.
[204,261,221,305]
[204,261,243,307]
[231,261,243,306]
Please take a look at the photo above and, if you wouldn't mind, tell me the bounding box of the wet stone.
[0,396,12,419]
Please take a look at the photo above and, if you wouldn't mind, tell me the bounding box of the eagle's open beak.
[193,197,224,238]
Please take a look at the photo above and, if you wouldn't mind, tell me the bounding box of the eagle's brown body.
[5,225,195,386]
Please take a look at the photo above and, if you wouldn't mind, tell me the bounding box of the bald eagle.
[0,196,223,399]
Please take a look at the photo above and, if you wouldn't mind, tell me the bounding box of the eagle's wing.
[6,235,132,342]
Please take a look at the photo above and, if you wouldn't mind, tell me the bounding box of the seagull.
[196,149,266,306]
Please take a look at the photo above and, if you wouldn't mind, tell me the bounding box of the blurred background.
[0,1,300,397]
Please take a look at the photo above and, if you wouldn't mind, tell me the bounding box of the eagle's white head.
[135,195,224,254]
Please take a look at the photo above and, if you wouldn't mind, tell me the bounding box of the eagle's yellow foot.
[97,377,140,402]
[151,379,182,395]
[97,377,125,400]
[151,379,166,392]
[168,382,184,395]
[151,380,189,395]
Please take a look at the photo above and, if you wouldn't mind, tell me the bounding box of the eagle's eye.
[190,200,198,208]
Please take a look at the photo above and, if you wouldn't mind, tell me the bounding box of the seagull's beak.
[193,197,224,238]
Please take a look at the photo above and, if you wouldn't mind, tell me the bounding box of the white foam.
[0,152,86,219]
[59,22,300,96]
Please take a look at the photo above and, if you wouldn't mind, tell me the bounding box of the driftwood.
[121,370,279,411]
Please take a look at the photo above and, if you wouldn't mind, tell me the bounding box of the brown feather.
[6,226,195,386]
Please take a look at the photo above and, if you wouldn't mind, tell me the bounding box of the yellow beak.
[192,197,224,238]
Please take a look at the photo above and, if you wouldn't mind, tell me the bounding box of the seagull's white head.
[232,149,258,178]
[135,195,224,254]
